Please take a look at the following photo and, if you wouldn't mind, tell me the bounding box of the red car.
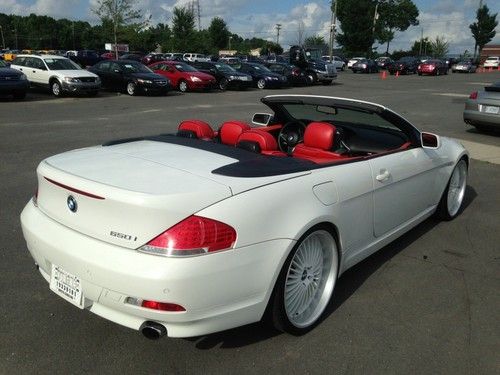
[149,61,216,92]
[417,60,448,76]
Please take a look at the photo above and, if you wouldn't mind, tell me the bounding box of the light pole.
[329,0,337,62]
[0,25,5,49]
[369,1,380,58]
[275,24,282,45]
[228,36,232,50]
[12,28,18,50]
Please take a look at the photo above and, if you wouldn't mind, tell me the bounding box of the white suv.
[183,53,210,62]
[483,56,499,69]
[10,54,101,96]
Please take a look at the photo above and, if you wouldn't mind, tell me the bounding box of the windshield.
[215,63,236,72]
[45,58,81,70]
[174,63,197,72]
[250,64,271,72]
[122,63,153,73]
[0,60,7,68]
[282,103,401,132]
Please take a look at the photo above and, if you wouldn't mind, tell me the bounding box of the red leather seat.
[219,121,251,146]
[293,122,344,163]
[178,120,215,140]
[237,130,286,156]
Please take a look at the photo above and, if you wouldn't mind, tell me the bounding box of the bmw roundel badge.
[67,195,77,213]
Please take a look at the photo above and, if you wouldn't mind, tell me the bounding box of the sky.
[1,0,499,54]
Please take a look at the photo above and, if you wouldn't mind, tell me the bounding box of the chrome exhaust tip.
[140,321,167,340]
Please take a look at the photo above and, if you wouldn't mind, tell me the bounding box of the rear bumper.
[21,201,293,337]
[463,109,500,127]
[316,71,337,81]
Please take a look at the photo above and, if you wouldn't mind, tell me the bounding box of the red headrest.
[219,121,251,146]
[303,122,337,150]
[178,120,215,139]
[237,130,278,151]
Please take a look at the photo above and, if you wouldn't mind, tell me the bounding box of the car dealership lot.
[1,72,499,374]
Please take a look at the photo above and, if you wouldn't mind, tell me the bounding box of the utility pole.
[228,35,232,50]
[0,26,5,50]
[329,0,337,62]
[12,28,18,50]
[369,1,380,58]
[419,27,423,55]
[72,21,75,50]
[276,24,282,45]
[196,0,201,31]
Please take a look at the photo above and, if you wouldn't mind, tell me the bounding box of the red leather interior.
[178,120,215,139]
[293,122,344,163]
[237,130,286,156]
[219,121,251,146]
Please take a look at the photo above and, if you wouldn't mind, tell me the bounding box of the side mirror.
[421,132,440,149]
[210,68,216,73]
[252,113,273,126]
[113,69,122,74]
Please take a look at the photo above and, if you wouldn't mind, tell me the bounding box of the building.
[480,44,500,64]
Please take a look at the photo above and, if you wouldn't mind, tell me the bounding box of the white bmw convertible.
[21,95,469,339]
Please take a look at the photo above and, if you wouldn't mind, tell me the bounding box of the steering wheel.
[278,120,307,153]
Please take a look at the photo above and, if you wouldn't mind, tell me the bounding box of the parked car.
[288,46,337,85]
[351,59,379,73]
[322,56,346,71]
[119,53,143,62]
[464,81,500,131]
[375,56,393,69]
[347,57,364,69]
[88,60,170,96]
[417,59,448,76]
[20,94,469,339]
[68,50,102,68]
[483,56,500,69]
[451,60,477,73]
[264,62,309,85]
[233,62,288,89]
[189,61,253,90]
[388,56,420,75]
[443,57,458,69]
[183,53,210,62]
[0,59,29,99]
[163,53,185,61]
[141,53,165,66]
[11,54,101,97]
[149,60,216,92]
[220,57,241,65]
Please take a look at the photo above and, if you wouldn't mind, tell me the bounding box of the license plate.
[483,105,499,114]
[50,264,84,308]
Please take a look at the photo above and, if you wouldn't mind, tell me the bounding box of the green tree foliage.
[208,17,230,50]
[410,37,431,56]
[92,0,148,58]
[429,36,449,58]
[171,6,196,52]
[470,5,498,58]
[377,0,419,55]
[304,35,326,47]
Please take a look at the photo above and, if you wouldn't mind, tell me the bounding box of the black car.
[232,62,288,89]
[387,56,420,75]
[69,50,102,68]
[189,61,253,90]
[119,54,144,62]
[375,57,394,69]
[352,59,379,73]
[0,59,29,99]
[88,60,171,96]
[264,62,309,86]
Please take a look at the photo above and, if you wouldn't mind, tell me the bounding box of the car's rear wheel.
[269,228,338,335]
[436,159,468,220]
[51,81,63,97]
[219,78,228,91]
[257,78,266,89]
[13,91,26,99]
[126,82,136,96]
[178,80,188,92]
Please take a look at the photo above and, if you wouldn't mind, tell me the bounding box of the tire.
[13,91,26,99]
[126,82,137,96]
[306,72,317,84]
[268,228,338,335]
[322,80,333,85]
[218,78,228,91]
[178,80,188,92]
[341,65,345,71]
[51,81,63,97]
[436,159,468,220]
[257,78,266,89]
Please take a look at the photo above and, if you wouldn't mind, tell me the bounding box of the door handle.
[376,169,391,182]
[33,70,36,73]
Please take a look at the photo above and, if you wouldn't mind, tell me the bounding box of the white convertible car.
[21,95,469,339]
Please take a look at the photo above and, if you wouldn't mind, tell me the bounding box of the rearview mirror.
[421,132,440,149]
[252,113,273,126]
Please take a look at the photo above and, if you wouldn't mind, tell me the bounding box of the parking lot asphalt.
[1,70,499,374]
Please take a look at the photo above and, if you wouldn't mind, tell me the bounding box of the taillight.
[430,64,435,69]
[292,68,300,76]
[418,64,422,70]
[141,300,185,312]
[469,91,478,99]
[139,215,237,257]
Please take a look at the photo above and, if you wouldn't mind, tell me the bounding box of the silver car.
[463,81,500,131]
[452,60,477,73]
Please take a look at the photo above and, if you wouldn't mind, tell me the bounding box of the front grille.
[79,77,96,83]
[154,80,168,86]
[0,76,20,81]
[326,65,335,74]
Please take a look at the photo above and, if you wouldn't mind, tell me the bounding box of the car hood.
[49,69,99,78]
[0,67,22,77]
[186,71,215,80]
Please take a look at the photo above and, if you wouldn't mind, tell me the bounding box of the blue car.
[0,59,29,99]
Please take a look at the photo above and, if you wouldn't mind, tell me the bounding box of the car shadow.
[184,185,477,350]
[466,127,500,136]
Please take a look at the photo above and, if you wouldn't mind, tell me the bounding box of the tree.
[336,0,376,56]
[410,37,431,56]
[171,6,196,52]
[304,35,326,47]
[377,0,419,55]
[92,0,147,58]
[429,36,449,58]
[208,17,230,50]
[470,5,498,58]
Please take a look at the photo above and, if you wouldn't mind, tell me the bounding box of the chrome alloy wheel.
[257,78,266,89]
[447,160,467,217]
[284,230,338,328]
[126,82,136,95]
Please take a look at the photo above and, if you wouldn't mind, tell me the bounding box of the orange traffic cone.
[395,70,399,77]
[380,70,387,79]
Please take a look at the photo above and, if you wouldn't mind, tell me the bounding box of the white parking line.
[140,109,162,113]
[433,93,469,98]
[468,82,493,85]
[455,139,500,164]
